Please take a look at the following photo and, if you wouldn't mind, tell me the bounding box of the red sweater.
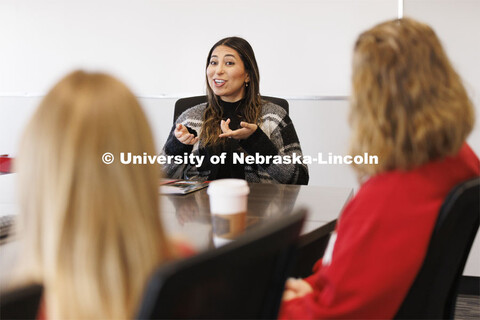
[279,144,480,319]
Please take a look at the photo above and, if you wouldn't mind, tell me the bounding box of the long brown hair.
[349,18,474,179]
[202,37,263,147]
[16,70,171,318]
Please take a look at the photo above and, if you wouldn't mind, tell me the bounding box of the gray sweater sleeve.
[239,103,309,185]
[161,104,206,179]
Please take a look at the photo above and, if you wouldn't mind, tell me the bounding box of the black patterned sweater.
[162,101,309,185]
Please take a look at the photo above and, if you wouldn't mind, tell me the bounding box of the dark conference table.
[160,182,353,277]
[0,173,353,284]
[161,183,353,251]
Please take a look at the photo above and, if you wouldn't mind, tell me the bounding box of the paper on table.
[159,180,209,195]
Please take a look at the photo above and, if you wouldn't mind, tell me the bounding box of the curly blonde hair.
[349,18,474,178]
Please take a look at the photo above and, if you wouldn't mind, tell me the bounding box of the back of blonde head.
[350,18,474,178]
[16,70,169,319]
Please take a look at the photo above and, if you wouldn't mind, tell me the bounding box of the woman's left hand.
[282,278,313,301]
[219,119,258,140]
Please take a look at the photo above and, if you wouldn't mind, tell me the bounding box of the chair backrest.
[394,177,480,319]
[136,209,306,319]
[173,95,289,123]
[0,284,43,320]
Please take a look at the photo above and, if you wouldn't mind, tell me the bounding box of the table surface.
[159,182,353,251]
[0,174,353,248]
[0,173,353,287]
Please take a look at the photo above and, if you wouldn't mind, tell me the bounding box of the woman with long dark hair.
[163,37,309,185]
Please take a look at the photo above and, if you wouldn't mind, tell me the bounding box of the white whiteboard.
[0,0,397,97]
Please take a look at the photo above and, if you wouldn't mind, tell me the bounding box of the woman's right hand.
[174,124,199,145]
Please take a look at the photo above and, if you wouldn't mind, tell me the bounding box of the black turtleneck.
[208,98,246,180]
[220,99,245,130]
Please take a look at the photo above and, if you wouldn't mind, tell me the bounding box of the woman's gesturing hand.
[174,124,199,145]
[219,119,257,140]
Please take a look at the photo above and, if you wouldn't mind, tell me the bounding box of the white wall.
[0,0,479,275]
[0,0,397,97]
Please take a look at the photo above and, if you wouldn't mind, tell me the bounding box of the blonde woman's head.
[16,70,169,319]
[349,18,474,178]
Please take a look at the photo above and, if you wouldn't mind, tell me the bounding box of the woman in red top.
[279,18,479,319]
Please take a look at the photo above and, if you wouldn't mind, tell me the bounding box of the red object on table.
[0,156,13,173]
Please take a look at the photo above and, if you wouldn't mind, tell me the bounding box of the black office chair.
[0,284,43,320]
[136,209,306,319]
[173,95,289,123]
[394,177,480,319]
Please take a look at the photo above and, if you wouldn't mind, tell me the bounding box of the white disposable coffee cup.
[208,179,250,247]
[207,179,250,215]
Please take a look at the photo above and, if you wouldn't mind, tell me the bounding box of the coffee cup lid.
[207,179,250,196]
